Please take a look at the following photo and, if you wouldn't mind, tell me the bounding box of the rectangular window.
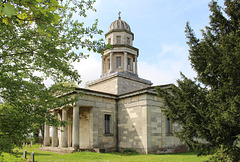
[117,36,121,44]
[166,117,173,135]
[127,57,131,70]
[108,38,111,44]
[105,114,111,134]
[116,56,121,68]
[127,37,130,45]
[107,59,110,69]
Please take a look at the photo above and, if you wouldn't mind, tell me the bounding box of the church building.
[43,15,184,154]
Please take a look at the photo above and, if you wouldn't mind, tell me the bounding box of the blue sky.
[62,0,225,87]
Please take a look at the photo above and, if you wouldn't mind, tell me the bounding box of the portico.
[44,104,94,151]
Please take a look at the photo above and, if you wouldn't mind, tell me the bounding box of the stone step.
[37,147,102,154]
[37,147,75,154]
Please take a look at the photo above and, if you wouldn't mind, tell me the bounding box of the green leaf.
[2,17,9,25]
[3,3,16,18]
[53,13,60,24]
[17,13,28,20]
[50,0,59,6]
[0,4,3,12]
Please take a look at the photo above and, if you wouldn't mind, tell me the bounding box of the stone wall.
[146,93,183,154]
[118,77,150,95]
[88,77,118,94]
[79,107,92,148]
[118,94,148,154]
[77,94,117,152]
[118,92,183,154]
[55,88,183,154]
[105,31,133,46]
[89,75,151,95]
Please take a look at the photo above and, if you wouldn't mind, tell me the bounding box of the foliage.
[121,148,139,155]
[1,144,210,162]
[0,0,104,155]
[209,146,232,162]
[156,0,240,161]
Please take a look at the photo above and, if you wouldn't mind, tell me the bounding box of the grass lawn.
[1,144,210,162]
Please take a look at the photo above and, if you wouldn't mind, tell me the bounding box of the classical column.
[52,112,58,147]
[68,119,72,147]
[43,122,50,146]
[134,56,138,74]
[72,106,79,150]
[58,112,62,147]
[124,52,127,71]
[101,56,104,75]
[61,109,68,148]
[110,52,113,72]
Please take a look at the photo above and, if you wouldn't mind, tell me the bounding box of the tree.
[0,0,104,155]
[156,0,240,161]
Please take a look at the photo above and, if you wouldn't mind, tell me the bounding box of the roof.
[61,84,172,100]
[108,18,131,32]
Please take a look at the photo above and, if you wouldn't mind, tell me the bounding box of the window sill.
[104,133,113,136]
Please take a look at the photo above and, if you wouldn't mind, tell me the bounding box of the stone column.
[101,56,104,75]
[58,112,62,147]
[43,122,50,146]
[124,52,127,71]
[68,119,72,147]
[52,112,58,147]
[134,56,138,75]
[110,52,113,72]
[72,106,79,150]
[61,109,68,148]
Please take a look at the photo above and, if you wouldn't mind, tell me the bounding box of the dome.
[108,18,131,32]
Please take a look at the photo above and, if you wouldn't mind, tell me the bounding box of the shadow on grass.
[108,151,198,157]
[14,150,53,157]
[150,151,198,156]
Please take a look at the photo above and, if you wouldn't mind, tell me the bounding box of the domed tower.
[102,13,137,76]
[88,13,152,95]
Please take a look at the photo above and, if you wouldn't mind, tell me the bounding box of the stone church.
[43,15,184,154]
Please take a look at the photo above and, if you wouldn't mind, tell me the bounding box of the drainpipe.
[115,99,119,152]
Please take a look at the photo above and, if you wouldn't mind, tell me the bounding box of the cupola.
[87,13,152,95]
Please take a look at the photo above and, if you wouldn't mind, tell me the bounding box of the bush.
[209,146,232,162]
[122,149,139,155]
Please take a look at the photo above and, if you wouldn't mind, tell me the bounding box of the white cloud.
[37,53,101,88]
[138,44,197,86]
[73,53,102,88]
[93,0,102,8]
[42,44,196,89]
